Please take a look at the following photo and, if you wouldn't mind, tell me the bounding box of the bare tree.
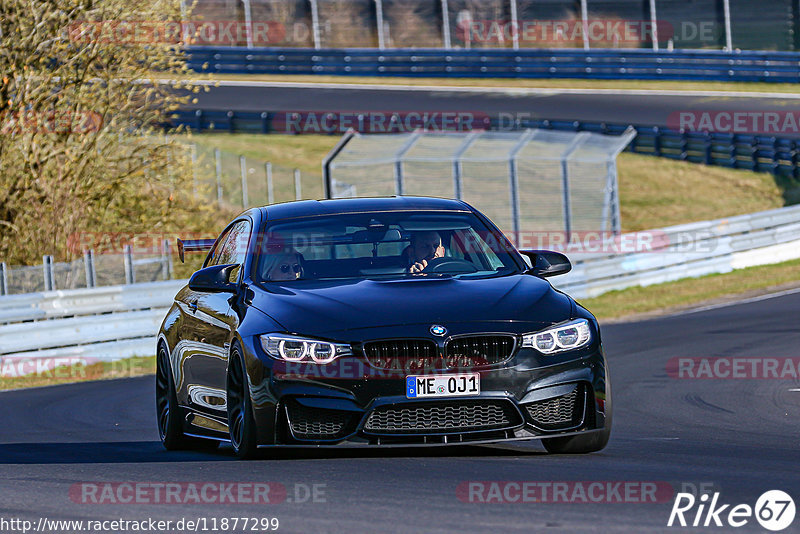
[0,0,223,265]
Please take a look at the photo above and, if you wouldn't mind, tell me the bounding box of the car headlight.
[521,319,592,354]
[260,334,352,364]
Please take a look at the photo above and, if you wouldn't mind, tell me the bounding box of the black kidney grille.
[286,402,354,440]
[364,400,522,434]
[362,340,441,371]
[524,385,585,431]
[445,335,516,368]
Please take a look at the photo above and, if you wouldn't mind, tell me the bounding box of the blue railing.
[186,46,800,83]
[170,109,800,178]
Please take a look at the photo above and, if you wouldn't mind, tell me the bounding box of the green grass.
[177,73,800,94]
[582,258,800,320]
[616,152,786,231]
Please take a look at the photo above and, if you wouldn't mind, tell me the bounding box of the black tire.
[542,379,612,455]
[227,345,259,459]
[156,344,218,451]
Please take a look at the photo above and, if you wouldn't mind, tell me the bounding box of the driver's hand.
[409,259,428,274]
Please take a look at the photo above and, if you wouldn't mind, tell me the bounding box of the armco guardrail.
[0,279,185,324]
[170,112,800,179]
[186,47,800,83]
[0,280,185,366]
[553,204,800,300]
[2,204,800,366]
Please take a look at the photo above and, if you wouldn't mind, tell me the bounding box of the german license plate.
[406,373,480,398]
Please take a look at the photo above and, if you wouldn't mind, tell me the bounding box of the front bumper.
[242,336,610,447]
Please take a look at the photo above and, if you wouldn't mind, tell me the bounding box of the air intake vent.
[524,384,586,431]
[364,400,522,434]
[285,401,355,440]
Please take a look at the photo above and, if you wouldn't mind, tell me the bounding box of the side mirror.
[188,264,239,293]
[519,250,572,278]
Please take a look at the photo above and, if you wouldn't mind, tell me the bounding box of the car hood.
[249,275,573,337]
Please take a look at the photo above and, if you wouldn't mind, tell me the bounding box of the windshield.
[254,211,523,283]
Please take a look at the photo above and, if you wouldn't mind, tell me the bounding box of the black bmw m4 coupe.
[157,197,611,458]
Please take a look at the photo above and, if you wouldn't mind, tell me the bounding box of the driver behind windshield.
[263,250,305,281]
[406,231,445,274]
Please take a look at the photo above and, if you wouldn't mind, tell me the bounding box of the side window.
[215,220,252,266]
[204,228,232,268]
[207,220,252,267]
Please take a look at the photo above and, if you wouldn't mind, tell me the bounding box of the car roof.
[258,196,472,221]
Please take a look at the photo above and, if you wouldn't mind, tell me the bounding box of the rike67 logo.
[668,490,795,531]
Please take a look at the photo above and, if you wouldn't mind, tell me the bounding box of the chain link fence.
[190,142,311,209]
[325,128,637,243]
[0,247,172,296]
[183,0,800,51]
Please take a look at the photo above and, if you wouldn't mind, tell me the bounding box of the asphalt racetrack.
[1,290,799,533]
[189,81,800,137]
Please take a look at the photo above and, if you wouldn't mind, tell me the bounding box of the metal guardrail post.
[260,112,270,134]
[653,127,661,156]
[43,255,55,291]
[242,0,254,49]
[0,262,7,296]
[294,169,302,200]
[794,0,800,52]
[441,0,451,49]
[509,0,520,50]
[240,155,249,208]
[161,239,172,280]
[215,148,223,206]
[310,0,322,50]
[83,250,95,288]
[648,0,659,51]
[723,0,733,50]
[580,0,590,50]
[265,163,274,204]
[123,245,135,285]
[375,0,386,49]
[179,0,189,45]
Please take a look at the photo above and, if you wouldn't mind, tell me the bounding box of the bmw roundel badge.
[430,325,447,336]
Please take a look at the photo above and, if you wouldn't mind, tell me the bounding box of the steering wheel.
[422,257,479,274]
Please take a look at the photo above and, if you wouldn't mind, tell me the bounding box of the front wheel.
[227,345,259,459]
